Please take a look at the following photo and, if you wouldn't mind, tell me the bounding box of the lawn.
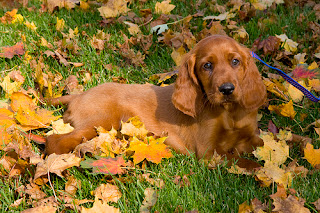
[0,0,320,212]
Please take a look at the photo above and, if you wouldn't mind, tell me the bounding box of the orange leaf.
[0,42,25,59]
[304,143,320,167]
[127,136,172,164]
[80,156,126,175]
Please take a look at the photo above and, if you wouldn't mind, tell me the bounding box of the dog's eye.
[231,59,240,67]
[203,62,213,71]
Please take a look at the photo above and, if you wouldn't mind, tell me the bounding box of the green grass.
[1,0,320,212]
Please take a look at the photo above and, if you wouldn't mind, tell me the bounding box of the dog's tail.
[46,94,77,106]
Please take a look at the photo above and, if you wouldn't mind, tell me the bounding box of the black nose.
[218,83,235,95]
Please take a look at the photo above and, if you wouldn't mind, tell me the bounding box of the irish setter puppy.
[46,35,266,169]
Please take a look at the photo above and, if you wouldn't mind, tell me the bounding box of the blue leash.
[250,51,320,103]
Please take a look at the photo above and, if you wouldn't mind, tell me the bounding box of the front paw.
[45,134,70,155]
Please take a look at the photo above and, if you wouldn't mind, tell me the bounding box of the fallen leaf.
[21,205,57,213]
[80,156,126,175]
[276,34,298,53]
[65,176,81,196]
[43,0,79,13]
[253,132,289,166]
[0,42,25,59]
[56,17,65,31]
[124,21,141,35]
[171,46,186,66]
[34,153,82,179]
[272,195,310,213]
[140,188,158,213]
[24,20,37,31]
[255,162,292,188]
[155,0,175,14]
[203,12,236,21]
[304,143,320,167]
[81,197,119,213]
[25,183,47,200]
[120,116,149,139]
[46,119,74,135]
[268,100,296,119]
[98,0,129,19]
[93,183,122,203]
[127,136,172,164]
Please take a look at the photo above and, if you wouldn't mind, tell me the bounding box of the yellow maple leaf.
[253,132,289,166]
[46,119,74,135]
[276,129,292,141]
[255,162,292,188]
[56,17,65,31]
[171,46,186,66]
[155,0,176,14]
[308,79,320,92]
[276,34,298,53]
[127,136,172,164]
[304,143,320,167]
[100,127,127,157]
[24,20,37,31]
[263,78,288,100]
[11,14,24,24]
[124,21,141,35]
[120,116,149,139]
[98,0,129,19]
[286,81,309,102]
[10,92,37,112]
[268,100,296,119]
[308,61,318,70]
[0,75,23,98]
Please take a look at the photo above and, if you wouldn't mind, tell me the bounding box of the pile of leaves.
[1,0,320,212]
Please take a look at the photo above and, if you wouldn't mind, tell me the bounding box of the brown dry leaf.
[21,205,57,213]
[43,0,79,13]
[140,188,158,213]
[155,0,175,14]
[0,42,25,59]
[25,183,47,200]
[94,183,122,203]
[65,176,81,196]
[8,70,25,83]
[65,75,83,94]
[90,35,106,52]
[34,153,81,179]
[0,155,24,177]
[124,21,141,35]
[173,175,191,188]
[81,197,119,213]
[285,160,308,178]
[312,198,320,211]
[171,46,186,66]
[272,195,310,213]
[139,173,165,188]
[255,162,292,188]
[98,0,129,19]
[252,36,281,55]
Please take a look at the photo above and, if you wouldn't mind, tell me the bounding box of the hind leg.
[45,127,97,155]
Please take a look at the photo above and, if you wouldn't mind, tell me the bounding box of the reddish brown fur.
[46,35,267,169]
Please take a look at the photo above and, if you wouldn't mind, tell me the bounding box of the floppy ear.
[172,53,201,117]
[240,51,267,110]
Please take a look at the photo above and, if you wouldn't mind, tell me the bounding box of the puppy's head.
[172,35,266,117]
